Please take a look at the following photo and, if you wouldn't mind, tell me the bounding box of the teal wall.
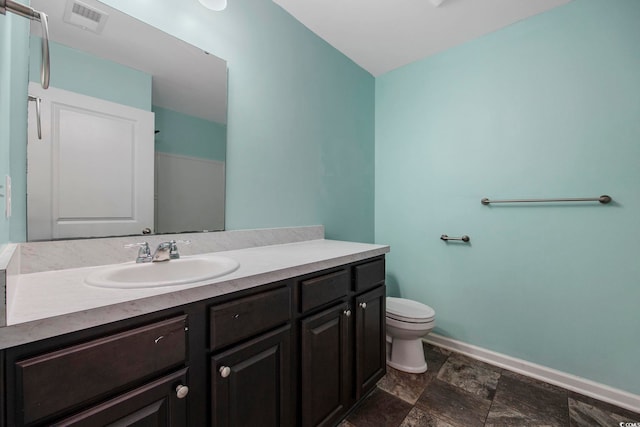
[100,0,375,242]
[29,37,151,110]
[9,20,29,243]
[0,1,29,245]
[153,106,226,162]
[375,0,640,395]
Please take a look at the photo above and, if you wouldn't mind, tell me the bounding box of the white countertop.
[0,239,388,349]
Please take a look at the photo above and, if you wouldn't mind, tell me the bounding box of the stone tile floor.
[341,343,640,427]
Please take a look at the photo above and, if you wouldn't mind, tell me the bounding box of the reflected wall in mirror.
[26,0,227,241]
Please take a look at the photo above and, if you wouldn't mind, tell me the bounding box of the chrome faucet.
[152,241,173,262]
[152,240,190,262]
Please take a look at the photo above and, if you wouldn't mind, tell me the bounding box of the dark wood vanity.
[0,256,386,427]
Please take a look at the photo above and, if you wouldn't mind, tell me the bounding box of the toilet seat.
[386,316,435,331]
[386,297,435,323]
[386,312,435,324]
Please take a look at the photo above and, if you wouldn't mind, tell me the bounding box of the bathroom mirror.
[26,0,227,241]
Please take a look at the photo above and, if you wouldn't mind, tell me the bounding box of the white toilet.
[386,297,436,373]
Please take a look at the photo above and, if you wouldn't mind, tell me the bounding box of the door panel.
[300,302,350,427]
[56,108,135,219]
[355,286,386,399]
[211,326,291,427]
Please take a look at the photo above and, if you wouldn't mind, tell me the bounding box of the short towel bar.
[440,235,470,243]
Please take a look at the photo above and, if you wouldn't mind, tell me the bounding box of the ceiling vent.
[63,0,109,34]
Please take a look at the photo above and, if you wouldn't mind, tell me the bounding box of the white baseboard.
[424,333,640,414]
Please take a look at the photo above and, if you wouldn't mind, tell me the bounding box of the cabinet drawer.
[353,259,385,292]
[52,368,188,427]
[16,315,187,426]
[210,287,291,351]
[299,269,349,313]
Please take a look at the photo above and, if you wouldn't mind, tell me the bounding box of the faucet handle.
[124,242,151,263]
[168,240,190,259]
[124,242,149,248]
[172,239,191,245]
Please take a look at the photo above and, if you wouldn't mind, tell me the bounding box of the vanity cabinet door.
[300,302,351,427]
[211,325,292,427]
[51,368,188,427]
[354,286,386,400]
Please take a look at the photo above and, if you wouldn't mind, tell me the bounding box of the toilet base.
[386,337,428,374]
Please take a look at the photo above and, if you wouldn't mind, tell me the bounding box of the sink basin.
[85,255,240,289]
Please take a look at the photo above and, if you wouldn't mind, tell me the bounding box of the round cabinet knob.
[360,302,367,309]
[344,309,352,317]
[175,384,189,399]
[219,366,231,378]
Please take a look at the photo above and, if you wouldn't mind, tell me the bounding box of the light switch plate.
[5,175,11,219]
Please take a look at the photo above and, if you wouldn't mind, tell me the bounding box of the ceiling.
[273,0,572,76]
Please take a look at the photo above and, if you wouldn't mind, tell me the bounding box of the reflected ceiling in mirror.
[27,0,227,241]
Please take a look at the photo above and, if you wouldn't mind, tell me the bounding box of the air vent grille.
[71,3,102,23]
[63,0,109,34]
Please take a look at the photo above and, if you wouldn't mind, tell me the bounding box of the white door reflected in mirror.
[27,83,154,241]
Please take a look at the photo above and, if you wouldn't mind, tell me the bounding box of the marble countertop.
[1,239,389,349]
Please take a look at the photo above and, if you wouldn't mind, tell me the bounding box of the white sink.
[84,255,240,289]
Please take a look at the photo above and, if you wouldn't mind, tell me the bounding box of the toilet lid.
[386,297,435,321]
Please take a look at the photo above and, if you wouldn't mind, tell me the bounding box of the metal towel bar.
[28,96,42,140]
[481,195,612,205]
[441,235,470,243]
[1,0,50,89]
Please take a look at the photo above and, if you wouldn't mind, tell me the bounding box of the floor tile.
[491,370,569,426]
[347,388,413,427]
[569,397,638,427]
[377,343,450,404]
[486,400,568,427]
[377,366,432,405]
[423,343,451,378]
[568,391,640,422]
[436,354,501,400]
[399,407,457,427]
[501,370,567,395]
[415,379,492,427]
